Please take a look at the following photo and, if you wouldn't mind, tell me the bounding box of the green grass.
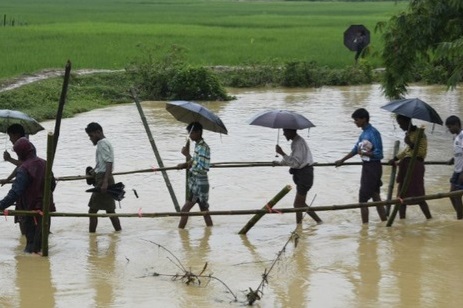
[0,0,407,80]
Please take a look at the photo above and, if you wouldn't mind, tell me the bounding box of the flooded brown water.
[1,85,463,307]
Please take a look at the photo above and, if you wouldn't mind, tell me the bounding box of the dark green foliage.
[280,61,373,87]
[217,62,282,88]
[169,66,231,101]
[127,45,232,101]
[377,0,463,98]
[214,60,375,88]
[282,61,322,87]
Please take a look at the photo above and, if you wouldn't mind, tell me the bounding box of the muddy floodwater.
[1,84,463,308]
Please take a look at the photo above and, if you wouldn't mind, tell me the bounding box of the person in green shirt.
[389,115,432,220]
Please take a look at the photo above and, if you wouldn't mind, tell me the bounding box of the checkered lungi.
[188,172,209,210]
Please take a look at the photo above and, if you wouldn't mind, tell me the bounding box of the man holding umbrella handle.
[177,122,213,229]
[388,115,432,220]
[274,129,323,225]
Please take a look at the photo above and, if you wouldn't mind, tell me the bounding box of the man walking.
[177,122,213,229]
[0,138,55,254]
[274,128,322,224]
[85,122,121,233]
[335,108,387,224]
[445,115,463,219]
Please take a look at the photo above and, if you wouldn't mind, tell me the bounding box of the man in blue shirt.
[335,108,387,224]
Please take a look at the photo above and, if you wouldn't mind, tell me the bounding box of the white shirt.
[280,134,314,169]
[94,138,114,173]
[454,130,463,172]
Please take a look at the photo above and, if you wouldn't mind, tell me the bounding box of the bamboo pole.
[386,140,400,216]
[185,139,190,201]
[52,60,71,159]
[40,61,70,256]
[130,89,180,212]
[387,127,424,226]
[238,185,292,234]
[41,133,54,256]
[5,189,463,219]
[7,160,453,184]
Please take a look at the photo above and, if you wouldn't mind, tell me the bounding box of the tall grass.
[0,0,407,80]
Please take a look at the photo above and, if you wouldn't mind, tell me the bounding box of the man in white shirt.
[85,122,122,232]
[275,129,322,224]
[445,115,463,219]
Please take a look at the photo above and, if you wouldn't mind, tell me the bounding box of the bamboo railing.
[6,190,463,219]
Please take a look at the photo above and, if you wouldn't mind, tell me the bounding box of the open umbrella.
[343,24,370,52]
[249,109,315,130]
[166,101,228,134]
[86,182,126,201]
[0,109,44,135]
[380,98,443,125]
[249,109,315,150]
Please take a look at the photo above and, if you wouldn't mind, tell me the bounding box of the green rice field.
[0,0,407,80]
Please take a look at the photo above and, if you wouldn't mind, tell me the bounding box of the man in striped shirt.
[178,122,213,229]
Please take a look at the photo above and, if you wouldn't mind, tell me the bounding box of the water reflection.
[16,253,55,307]
[273,227,311,307]
[354,228,380,306]
[87,234,118,307]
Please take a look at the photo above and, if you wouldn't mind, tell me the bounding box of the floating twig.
[143,240,238,302]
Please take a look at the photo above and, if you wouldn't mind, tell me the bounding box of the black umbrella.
[0,109,45,135]
[343,25,370,52]
[249,109,315,147]
[86,182,126,201]
[380,98,443,125]
[249,109,315,130]
[166,101,228,134]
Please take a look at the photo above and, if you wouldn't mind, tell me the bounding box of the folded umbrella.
[86,182,126,201]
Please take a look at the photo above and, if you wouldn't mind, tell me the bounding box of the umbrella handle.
[275,129,280,157]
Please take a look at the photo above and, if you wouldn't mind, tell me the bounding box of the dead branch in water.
[246,230,300,305]
[246,195,316,305]
[142,240,238,302]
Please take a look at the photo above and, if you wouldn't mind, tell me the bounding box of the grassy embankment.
[0,0,406,121]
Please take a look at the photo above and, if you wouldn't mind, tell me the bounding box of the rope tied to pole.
[265,204,282,214]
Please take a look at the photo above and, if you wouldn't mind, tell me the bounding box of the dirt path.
[0,69,122,93]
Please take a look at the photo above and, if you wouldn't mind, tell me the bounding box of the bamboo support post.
[238,185,292,235]
[130,89,180,212]
[386,140,400,216]
[185,139,190,201]
[52,60,71,160]
[387,127,424,227]
[41,133,54,256]
[41,61,70,256]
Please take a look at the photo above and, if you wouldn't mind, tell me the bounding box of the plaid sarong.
[188,173,209,210]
